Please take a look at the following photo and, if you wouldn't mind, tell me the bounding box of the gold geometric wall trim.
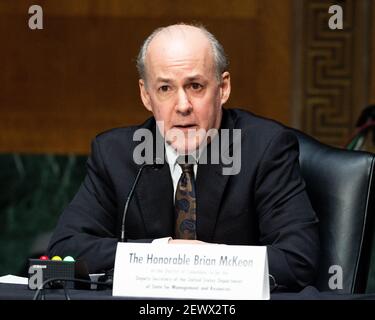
[293,0,371,147]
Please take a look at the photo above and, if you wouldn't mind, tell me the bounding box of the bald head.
[136,24,228,83]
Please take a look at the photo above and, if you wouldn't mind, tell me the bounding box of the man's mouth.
[173,124,198,129]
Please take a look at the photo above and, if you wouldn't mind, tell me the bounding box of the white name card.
[113,243,269,300]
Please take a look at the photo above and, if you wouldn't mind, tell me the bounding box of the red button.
[39,255,49,260]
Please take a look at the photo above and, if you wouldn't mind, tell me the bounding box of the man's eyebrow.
[155,77,171,83]
[186,75,205,81]
[155,75,206,83]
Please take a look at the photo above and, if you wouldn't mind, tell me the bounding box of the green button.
[63,256,75,262]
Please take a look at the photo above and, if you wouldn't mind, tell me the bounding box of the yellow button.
[51,256,62,261]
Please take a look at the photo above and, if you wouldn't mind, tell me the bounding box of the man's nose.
[175,89,192,114]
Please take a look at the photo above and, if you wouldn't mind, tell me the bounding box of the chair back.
[291,129,375,293]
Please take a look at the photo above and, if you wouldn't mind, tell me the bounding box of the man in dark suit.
[48,23,319,291]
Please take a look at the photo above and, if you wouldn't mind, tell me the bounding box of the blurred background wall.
[0,0,295,154]
[1,0,374,153]
[0,0,374,289]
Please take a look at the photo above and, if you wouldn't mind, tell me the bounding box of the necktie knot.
[176,155,195,174]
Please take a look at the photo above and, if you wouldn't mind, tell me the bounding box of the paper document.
[0,274,28,285]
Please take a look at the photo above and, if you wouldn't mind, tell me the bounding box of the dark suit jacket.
[48,108,319,290]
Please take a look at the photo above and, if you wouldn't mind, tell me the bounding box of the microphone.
[120,158,164,242]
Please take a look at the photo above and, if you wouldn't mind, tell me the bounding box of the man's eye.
[190,83,203,90]
[159,85,170,92]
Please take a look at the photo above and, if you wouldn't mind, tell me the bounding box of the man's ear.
[220,71,231,105]
[139,79,152,112]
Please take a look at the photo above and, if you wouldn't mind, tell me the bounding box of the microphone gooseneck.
[120,159,164,242]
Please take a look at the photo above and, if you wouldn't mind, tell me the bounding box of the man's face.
[139,26,231,154]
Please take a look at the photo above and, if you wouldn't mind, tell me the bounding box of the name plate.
[113,243,269,300]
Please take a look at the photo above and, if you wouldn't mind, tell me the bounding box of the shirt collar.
[165,143,199,171]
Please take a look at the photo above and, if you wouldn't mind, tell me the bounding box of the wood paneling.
[252,0,292,125]
[292,0,371,147]
[0,0,292,154]
[0,0,257,18]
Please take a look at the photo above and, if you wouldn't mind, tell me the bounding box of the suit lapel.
[196,163,230,242]
[136,163,175,237]
[134,121,175,237]
[196,109,235,242]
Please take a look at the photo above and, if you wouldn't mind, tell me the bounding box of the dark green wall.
[0,154,86,276]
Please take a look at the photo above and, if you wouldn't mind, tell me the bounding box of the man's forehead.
[148,59,214,83]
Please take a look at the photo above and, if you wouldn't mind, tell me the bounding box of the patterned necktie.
[174,155,197,239]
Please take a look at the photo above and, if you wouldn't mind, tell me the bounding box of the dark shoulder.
[225,108,299,155]
[227,108,288,136]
